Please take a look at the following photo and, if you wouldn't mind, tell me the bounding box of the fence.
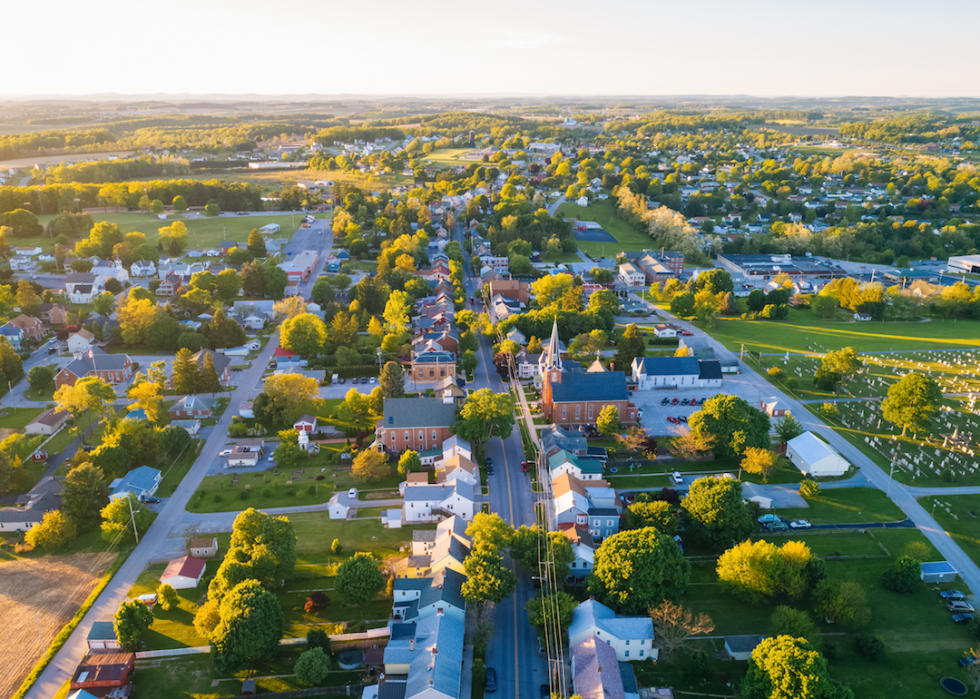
[135,628,390,660]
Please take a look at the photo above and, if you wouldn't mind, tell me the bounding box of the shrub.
[688,650,709,676]
[239,489,249,500]
[799,479,821,498]
[307,484,315,495]
[315,475,325,481]
[213,493,222,503]
[941,467,954,483]
[854,634,886,662]
[331,538,342,554]
[262,488,272,498]
[768,367,784,379]
[286,487,295,497]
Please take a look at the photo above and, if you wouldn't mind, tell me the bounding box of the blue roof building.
[108,465,162,502]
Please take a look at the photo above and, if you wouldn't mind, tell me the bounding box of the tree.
[812,294,838,319]
[114,599,154,651]
[614,323,645,369]
[55,376,115,436]
[352,448,389,483]
[682,476,755,547]
[61,462,109,532]
[241,260,266,297]
[336,552,385,605]
[172,195,188,213]
[383,289,411,331]
[338,388,371,423]
[274,296,307,321]
[453,388,515,458]
[467,512,515,548]
[461,350,478,375]
[24,509,77,551]
[670,429,715,461]
[171,348,200,395]
[588,528,689,615]
[689,394,770,460]
[776,415,804,442]
[101,492,152,542]
[882,555,920,594]
[741,636,850,699]
[311,277,335,307]
[397,450,422,477]
[821,348,862,384]
[16,279,40,316]
[379,361,405,398]
[93,291,117,317]
[625,501,678,535]
[0,337,22,382]
[306,628,330,653]
[647,600,714,660]
[741,447,777,482]
[28,365,55,394]
[247,229,267,258]
[770,606,820,648]
[530,273,574,308]
[281,313,327,357]
[295,647,331,686]
[127,380,164,422]
[881,373,943,437]
[717,538,819,603]
[596,405,622,438]
[304,590,331,615]
[525,591,577,652]
[462,542,518,605]
[264,265,288,300]
[509,525,574,582]
[799,478,821,499]
[202,309,246,350]
[209,579,284,675]
[258,373,321,425]
[670,292,696,317]
[157,584,180,612]
[215,269,243,302]
[146,315,180,352]
[815,580,870,629]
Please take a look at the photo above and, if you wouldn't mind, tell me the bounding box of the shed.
[86,621,121,651]
[242,678,257,695]
[160,555,206,589]
[920,560,958,583]
[725,634,764,661]
[385,509,403,529]
[741,482,773,510]
[784,432,850,477]
[189,537,218,558]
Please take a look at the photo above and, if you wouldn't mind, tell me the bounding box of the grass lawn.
[128,563,211,650]
[0,406,44,430]
[156,439,204,497]
[556,200,652,257]
[24,384,56,401]
[698,307,980,354]
[928,494,980,568]
[777,487,906,524]
[187,468,335,513]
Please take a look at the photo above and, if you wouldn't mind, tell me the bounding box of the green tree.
[336,552,385,605]
[0,337,22,382]
[295,646,331,686]
[614,323,646,369]
[588,527,689,615]
[24,509,77,551]
[776,415,804,442]
[811,294,838,319]
[397,450,422,477]
[689,394,770,460]
[209,579,284,675]
[670,291,696,317]
[882,555,920,594]
[815,580,870,629]
[741,447,777,482]
[157,584,180,612]
[460,349,478,375]
[770,606,820,648]
[61,462,109,532]
[799,479,821,498]
[525,591,577,653]
[311,277,335,307]
[247,229,267,258]
[625,500,679,535]
[100,492,152,542]
[352,448,389,483]
[881,373,943,437]
[264,266,288,300]
[199,352,223,395]
[215,269,243,302]
[467,512,515,548]
[27,365,55,394]
[509,525,575,582]
[114,599,155,651]
[150,199,165,215]
[379,361,405,398]
[462,542,518,605]
[93,291,117,317]
[596,405,622,437]
[383,289,411,331]
[682,476,755,547]
[172,195,188,213]
[281,313,327,357]
[16,279,40,316]
[740,636,850,699]
[204,200,221,217]
[453,388,515,459]
[306,627,330,653]
[241,260,266,297]
[171,348,199,395]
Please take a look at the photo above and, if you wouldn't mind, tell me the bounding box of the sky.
[4,0,978,98]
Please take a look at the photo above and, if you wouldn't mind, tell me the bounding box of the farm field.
[0,551,117,699]
[556,200,652,257]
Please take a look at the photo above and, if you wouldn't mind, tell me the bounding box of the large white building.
[568,598,657,662]
[631,357,723,390]
[785,431,850,477]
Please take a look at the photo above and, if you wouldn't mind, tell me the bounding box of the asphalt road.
[23,223,334,699]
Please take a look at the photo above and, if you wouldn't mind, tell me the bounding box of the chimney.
[429,679,434,687]
[410,640,414,651]
[598,666,603,674]
[589,595,595,601]
[432,646,439,655]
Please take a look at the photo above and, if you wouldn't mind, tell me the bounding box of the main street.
[24,220,333,699]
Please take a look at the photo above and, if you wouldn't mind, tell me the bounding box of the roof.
[295,414,317,425]
[419,568,467,611]
[60,347,130,378]
[549,450,604,475]
[634,356,700,376]
[71,328,95,341]
[405,613,465,699]
[28,407,70,427]
[172,395,214,413]
[572,635,626,699]
[413,351,455,363]
[112,466,161,496]
[87,621,117,641]
[921,561,957,575]
[569,599,653,645]
[786,431,843,465]
[73,651,134,682]
[161,556,206,581]
[189,537,217,549]
[68,690,101,699]
[382,398,456,430]
[725,634,764,653]
[403,482,473,504]
[191,348,231,375]
[698,360,723,380]
[551,371,629,403]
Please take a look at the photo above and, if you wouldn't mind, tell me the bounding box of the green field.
[699,307,980,354]
[556,199,652,257]
[928,494,980,568]
[0,406,44,431]
[777,487,906,524]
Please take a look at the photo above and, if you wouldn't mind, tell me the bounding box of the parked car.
[144,497,161,504]
[338,377,346,384]
[268,455,275,463]
[949,601,975,613]
[941,590,966,601]
[953,613,974,623]
[521,461,529,473]
[661,397,670,406]
[485,668,497,693]
[671,472,683,485]
[671,397,679,405]
[351,377,359,384]
[348,488,358,500]
[680,330,693,336]
[369,377,377,384]
[789,520,812,529]
[219,449,232,456]
[678,416,688,423]
[680,398,688,406]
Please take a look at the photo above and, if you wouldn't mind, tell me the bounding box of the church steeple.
[544,319,562,371]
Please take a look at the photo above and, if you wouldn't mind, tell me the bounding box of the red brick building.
[70,652,135,694]
[55,348,133,389]
[376,397,456,455]
[9,314,43,341]
[488,279,531,305]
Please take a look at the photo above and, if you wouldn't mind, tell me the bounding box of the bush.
[213,493,223,503]
[768,367,784,379]
[941,467,954,483]
[854,634,886,662]
[331,538,342,554]
[286,486,295,497]
[688,650,709,676]
[307,484,315,495]
[239,489,249,500]
[262,488,272,498]
[799,479,821,498]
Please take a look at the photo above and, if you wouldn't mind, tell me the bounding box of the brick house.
[488,279,531,305]
[157,274,182,297]
[38,303,70,325]
[376,398,457,455]
[633,249,684,282]
[9,314,43,341]
[55,347,133,388]
[168,395,216,419]
[411,350,456,382]
[190,348,231,385]
[70,652,135,695]
[540,322,637,426]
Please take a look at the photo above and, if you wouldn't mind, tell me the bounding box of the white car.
[219,449,232,457]
[369,377,377,384]
[789,520,812,529]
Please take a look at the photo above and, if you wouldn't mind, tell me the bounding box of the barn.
[160,556,207,589]
[784,432,850,477]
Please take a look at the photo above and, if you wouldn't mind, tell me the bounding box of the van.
[332,373,339,383]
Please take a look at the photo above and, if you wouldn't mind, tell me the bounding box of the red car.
[671,397,679,405]
[680,331,694,336]
[521,461,530,473]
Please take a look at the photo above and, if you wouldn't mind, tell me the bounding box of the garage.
[920,560,957,583]
[785,432,850,477]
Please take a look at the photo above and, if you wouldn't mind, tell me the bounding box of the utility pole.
[33,610,46,650]
[127,496,141,544]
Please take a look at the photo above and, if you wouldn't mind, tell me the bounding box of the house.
[435,454,479,488]
[559,523,595,581]
[108,466,162,502]
[86,621,122,651]
[572,635,627,699]
[441,435,472,462]
[9,314,43,341]
[188,537,218,558]
[156,274,181,297]
[376,398,457,454]
[617,263,646,289]
[505,327,526,346]
[634,250,684,281]
[219,240,236,255]
[10,256,33,271]
[725,635,764,661]
[515,350,542,379]
[328,491,354,520]
[392,568,467,624]
[403,481,477,522]
[540,322,637,426]
[228,439,264,467]
[65,272,105,303]
[652,323,677,338]
[294,414,317,432]
[0,479,62,531]
[67,329,96,354]
[550,451,605,481]
[129,259,155,278]
[431,375,466,405]
[274,346,301,367]
[411,350,456,382]
[760,397,791,418]
[784,432,850,477]
[70,652,135,694]
[383,613,464,699]
[25,408,70,436]
[39,302,70,324]
[488,279,531,304]
[920,561,958,583]
[191,348,232,385]
[854,312,872,322]
[160,556,207,589]
[14,245,41,257]
[55,347,133,389]
[569,598,656,662]
[0,323,23,350]
[171,419,201,436]
[168,395,215,419]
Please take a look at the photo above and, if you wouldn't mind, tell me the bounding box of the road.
[643,298,980,597]
[24,220,334,699]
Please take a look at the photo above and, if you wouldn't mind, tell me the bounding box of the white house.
[437,454,479,488]
[159,556,206,589]
[631,356,700,390]
[441,435,472,462]
[784,432,850,477]
[392,568,467,624]
[10,256,34,271]
[568,598,656,662]
[328,491,352,520]
[227,439,264,467]
[130,260,156,277]
[67,329,96,354]
[617,263,646,289]
[548,450,605,481]
[653,323,678,338]
[108,466,162,502]
[403,481,476,523]
[576,195,589,206]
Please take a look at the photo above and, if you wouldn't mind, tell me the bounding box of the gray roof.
[405,613,464,699]
[378,680,407,699]
[698,360,723,380]
[551,371,629,403]
[419,568,467,612]
[403,483,463,503]
[569,599,653,645]
[726,634,764,653]
[382,398,456,430]
[635,356,700,376]
[413,529,438,543]
[65,272,96,284]
[191,348,231,375]
[572,635,625,699]
[59,347,130,378]
[87,621,117,641]
[0,479,62,525]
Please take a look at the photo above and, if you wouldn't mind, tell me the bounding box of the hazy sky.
[6,0,977,97]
